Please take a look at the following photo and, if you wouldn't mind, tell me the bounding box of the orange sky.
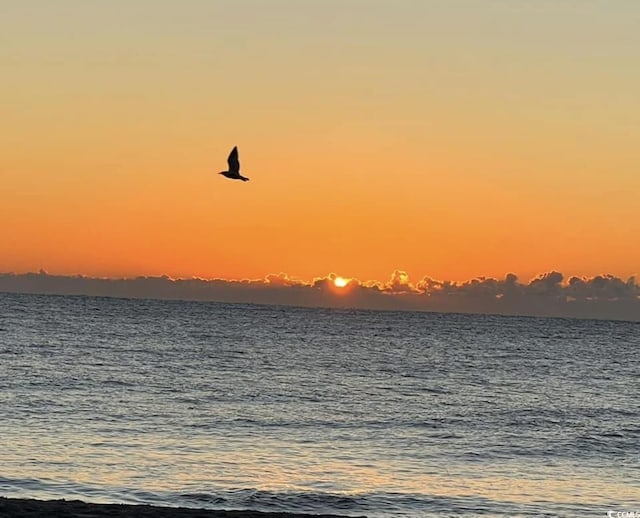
[2,2,639,283]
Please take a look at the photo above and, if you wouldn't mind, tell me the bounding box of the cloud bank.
[1,269,639,322]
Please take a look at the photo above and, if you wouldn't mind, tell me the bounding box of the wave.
[0,477,604,517]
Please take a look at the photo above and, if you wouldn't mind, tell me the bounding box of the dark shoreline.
[0,497,363,518]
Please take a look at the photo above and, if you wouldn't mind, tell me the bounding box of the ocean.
[1,292,638,517]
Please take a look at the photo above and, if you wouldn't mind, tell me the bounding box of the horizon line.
[1,269,639,323]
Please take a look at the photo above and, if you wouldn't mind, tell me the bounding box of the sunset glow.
[333,277,349,288]
[1,2,638,289]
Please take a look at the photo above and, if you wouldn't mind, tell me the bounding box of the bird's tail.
[240,176,249,182]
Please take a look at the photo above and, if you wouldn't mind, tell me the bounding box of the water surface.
[1,292,638,516]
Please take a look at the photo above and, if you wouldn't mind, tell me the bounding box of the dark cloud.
[1,270,638,322]
[383,270,420,294]
[527,271,564,296]
[264,272,306,287]
[566,274,639,301]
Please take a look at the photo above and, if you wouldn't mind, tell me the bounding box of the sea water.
[1,292,638,517]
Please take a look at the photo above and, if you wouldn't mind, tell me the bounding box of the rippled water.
[1,292,638,517]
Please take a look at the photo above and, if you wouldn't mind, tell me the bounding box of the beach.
[0,498,358,518]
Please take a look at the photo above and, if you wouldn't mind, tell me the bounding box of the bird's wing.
[227,146,240,174]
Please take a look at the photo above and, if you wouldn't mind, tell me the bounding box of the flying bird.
[219,146,249,182]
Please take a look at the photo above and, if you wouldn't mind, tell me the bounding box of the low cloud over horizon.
[1,270,639,322]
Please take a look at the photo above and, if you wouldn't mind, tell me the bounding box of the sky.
[2,1,639,293]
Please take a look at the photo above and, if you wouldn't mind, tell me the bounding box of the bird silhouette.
[218,146,249,182]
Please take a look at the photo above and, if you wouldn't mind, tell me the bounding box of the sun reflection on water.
[3,431,637,507]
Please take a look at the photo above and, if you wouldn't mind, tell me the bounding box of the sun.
[334,276,349,288]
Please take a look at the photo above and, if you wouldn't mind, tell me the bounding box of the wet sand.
[0,497,362,518]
